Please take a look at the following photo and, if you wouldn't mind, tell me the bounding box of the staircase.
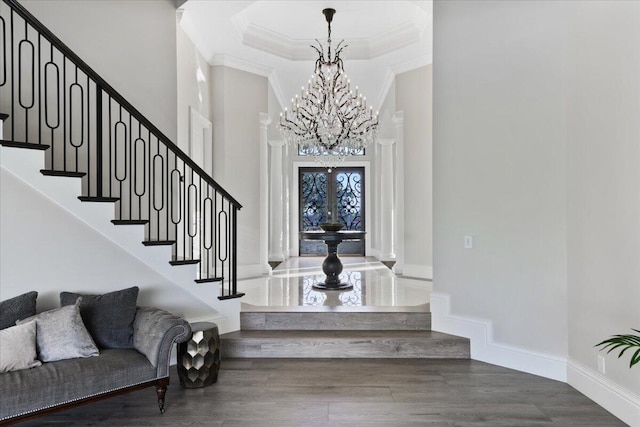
[220,303,470,358]
[0,0,243,303]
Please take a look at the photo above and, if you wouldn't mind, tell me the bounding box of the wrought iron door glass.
[335,170,362,230]
[300,171,328,230]
[299,167,364,255]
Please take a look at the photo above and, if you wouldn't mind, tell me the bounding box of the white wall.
[176,20,211,153]
[19,0,178,141]
[434,1,640,423]
[396,66,433,279]
[565,0,640,404]
[211,66,269,276]
[0,168,212,320]
[433,0,568,356]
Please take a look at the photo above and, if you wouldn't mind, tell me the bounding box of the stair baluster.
[0,0,243,299]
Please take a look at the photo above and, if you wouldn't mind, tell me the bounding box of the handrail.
[3,0,241,209]
[1,0,244,298]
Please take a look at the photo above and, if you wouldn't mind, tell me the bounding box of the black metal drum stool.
[176,322,220,388]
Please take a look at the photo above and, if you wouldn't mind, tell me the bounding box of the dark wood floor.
[17,359,625,426]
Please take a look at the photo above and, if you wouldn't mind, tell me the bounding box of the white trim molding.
[210,54,273,78]
[401,264,432,280]
[291,160,372,257]
[258,113,272,275]
[568,360,640,427]
[237,263,269,280]
[430,291,568,382]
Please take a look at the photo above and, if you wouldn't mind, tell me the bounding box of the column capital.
[392,111,404,126]
[378,139,395,146]
[259,112,272,128]
[268,140,286,148]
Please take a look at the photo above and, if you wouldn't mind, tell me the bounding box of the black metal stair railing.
[0,0,243,299]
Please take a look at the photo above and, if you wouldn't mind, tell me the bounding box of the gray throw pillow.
[0,321,42,373]
[60,286,139,349]
[0,291,38,330]
[18,298,99,362]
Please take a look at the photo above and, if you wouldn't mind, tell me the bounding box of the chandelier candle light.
[279,8,379,168]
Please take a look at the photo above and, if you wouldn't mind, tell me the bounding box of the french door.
[299,167,365,255]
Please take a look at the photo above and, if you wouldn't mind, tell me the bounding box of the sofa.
[0,289,192,425]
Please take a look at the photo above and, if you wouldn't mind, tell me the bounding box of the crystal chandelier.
[279,8,379,167]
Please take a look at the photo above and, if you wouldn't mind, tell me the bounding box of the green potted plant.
[595,329,640,368]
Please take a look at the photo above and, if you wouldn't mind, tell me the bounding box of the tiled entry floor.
[238,257,431,308]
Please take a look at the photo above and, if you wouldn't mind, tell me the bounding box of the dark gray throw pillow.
[0,291,38,330]
[60,286,139,349]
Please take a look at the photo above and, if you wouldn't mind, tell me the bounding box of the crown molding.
[209,54,287,113]
[235,17,426,61]
[368,21,423,58]
[372,54,432,111]
[210,54,273,78]
[391,53,432,75]
[375,68,397,111]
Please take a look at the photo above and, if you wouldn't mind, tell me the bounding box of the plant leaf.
[595,331,640,369]
[631,348,640,368]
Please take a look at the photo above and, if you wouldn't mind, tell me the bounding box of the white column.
[283,141,291,258]
[259,113,271,274]
[378,138,396,261]
[373,135,381,256]
[392,112,405,274]
[268,140,286,261]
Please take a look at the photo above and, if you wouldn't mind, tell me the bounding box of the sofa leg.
[156,378,169,414]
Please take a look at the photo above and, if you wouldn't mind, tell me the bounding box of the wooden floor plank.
[15,359,625,427]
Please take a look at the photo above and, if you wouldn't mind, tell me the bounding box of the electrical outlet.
[464,235,473,249]
[597,355,606,374]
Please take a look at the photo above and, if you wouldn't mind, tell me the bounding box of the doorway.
[299,167,365,256]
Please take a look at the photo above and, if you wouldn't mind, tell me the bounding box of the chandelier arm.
[297,108,316,123]
[334,43,347,63]
[279,8,378,163]
[351,118,379,134]
[314,40,325,62]
[311,43,323,61]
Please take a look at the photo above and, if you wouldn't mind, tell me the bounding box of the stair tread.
[240,309,431,331]
[240,303,430,313]
[78,196,119,202]
[1,140,49,150]
[142,240,175,246]
[170,259,201,265]
[221,330,466,340]
[111,219,149,225]
[219,293,245,300]
[195,277,224,283]
[41,169,86,177]
[220,329,470,359]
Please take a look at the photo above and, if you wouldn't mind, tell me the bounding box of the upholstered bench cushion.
[0,349,157,421]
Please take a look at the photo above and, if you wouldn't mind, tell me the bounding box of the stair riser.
[241,312,431,331]
[220,338,469,359]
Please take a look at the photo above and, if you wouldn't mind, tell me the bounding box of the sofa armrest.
[132,307,191,377]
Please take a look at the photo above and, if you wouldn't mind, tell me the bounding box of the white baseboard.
[568,359,640,427]
[375,252,396,262]
[268,253,285,262]
[402,264,433,280]
[430,291,567,382]
[238,263,270,279]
